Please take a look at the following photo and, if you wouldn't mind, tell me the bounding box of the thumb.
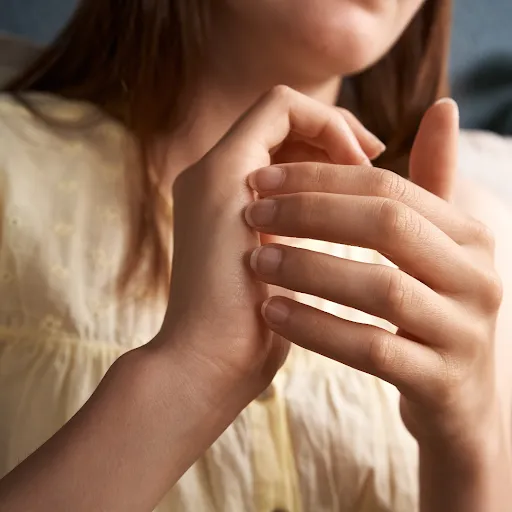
[409,98,460,201]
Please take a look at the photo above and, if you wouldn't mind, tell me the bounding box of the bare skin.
[0,86,510,512]
[1,0,512,510]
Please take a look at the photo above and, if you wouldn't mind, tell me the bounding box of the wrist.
[418,406,509,477]
[108,341,251,480]
[418,416,512,512]
[144,329,259,420]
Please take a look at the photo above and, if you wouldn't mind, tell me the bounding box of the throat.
[157,75,343,187]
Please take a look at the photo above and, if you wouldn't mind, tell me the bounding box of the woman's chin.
[293,13,397,78]
[296,37,391,81]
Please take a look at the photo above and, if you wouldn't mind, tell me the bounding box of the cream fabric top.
[0,93,421,512]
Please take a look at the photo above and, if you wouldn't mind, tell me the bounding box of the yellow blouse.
[0,93,418,512]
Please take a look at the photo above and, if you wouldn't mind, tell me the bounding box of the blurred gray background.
[0,0,511,133]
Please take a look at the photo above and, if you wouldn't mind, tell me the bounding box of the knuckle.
[467,218,496,252]
[372,169,408,202]
[373,266,409,315]
[376,199,418,241]
[478,268,504,311]
[368,329,399,375]
[268,84,293,104]
[376,198,402,235]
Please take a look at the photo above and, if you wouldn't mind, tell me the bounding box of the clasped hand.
[164,86,502,451]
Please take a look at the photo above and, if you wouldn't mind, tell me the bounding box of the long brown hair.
[5,0,452,296]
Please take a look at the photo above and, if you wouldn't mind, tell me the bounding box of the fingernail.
[434,97,457,107]
[434,97,460,119]
[245,199,277,227]
[262,298,290,325]
[369,140,386,160]
[361,129,386,160]
[250,246,282,274]
[248,167,285,191]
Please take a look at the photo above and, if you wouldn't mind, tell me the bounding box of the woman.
[0,0,511,510]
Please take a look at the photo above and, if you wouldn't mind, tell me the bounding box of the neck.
[161,71,342,184]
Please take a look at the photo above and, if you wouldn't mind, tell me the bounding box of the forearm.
[0,342,247,512]
[419,416,512,512]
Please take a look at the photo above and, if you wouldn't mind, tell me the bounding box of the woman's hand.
[0,90,385,512]
[245,99,510,510]
[245,99,503,450]
[157,86,384,407]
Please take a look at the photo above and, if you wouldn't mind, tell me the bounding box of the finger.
[336,107,386,160]
[245,193,477,293]
[273,108,385,161]
[270,139,333,164]
[215,86,371,170]
[410,98,459,201]
[260,296,445,405]
[247,163,483,247]
[249,244,466,349]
